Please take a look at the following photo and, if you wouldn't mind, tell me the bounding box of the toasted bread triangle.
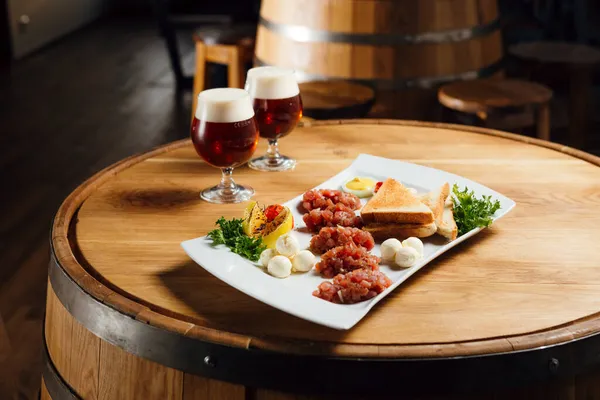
[419,182,450,226]
[437,199,458,241]
[361,178,434,224]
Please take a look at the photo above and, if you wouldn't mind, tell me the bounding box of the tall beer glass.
[191,88,258,203]
[244,66,303,172]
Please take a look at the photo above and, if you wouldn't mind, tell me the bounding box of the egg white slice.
[341,178,376,198]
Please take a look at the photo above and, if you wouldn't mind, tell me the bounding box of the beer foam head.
[196,88,254,122]
[245,66,300,100]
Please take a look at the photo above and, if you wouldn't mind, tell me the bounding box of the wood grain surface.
[54,120,600,358]
[182,375,244,400]
[45,283,101,398]
[45,282,186,400]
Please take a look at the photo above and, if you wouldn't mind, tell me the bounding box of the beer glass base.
[248,155,296,172]
[200,184,254,204]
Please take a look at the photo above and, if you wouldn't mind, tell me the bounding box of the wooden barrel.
[255,0,503,90]
[43,121,600,399]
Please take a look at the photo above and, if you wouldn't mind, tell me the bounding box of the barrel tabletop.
[52,120,600,358]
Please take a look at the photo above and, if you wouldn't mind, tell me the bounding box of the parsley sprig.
[452,184,501,236]
[207,217,266,262]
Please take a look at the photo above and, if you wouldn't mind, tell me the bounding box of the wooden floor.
[0,17,195,399]
[0,15,599,400]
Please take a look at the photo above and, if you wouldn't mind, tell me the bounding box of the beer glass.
[244,66,303,172]
[191,88,259,203]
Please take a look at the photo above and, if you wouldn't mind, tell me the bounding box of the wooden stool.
[438,79,553,140]
[509,41,600,149]
[298,81,375,120]
[191,24,255,120]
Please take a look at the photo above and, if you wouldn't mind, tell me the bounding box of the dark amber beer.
[191,118,258,168]
[245,66,302,172]
[252,95,303,140]
[191,88,258,204]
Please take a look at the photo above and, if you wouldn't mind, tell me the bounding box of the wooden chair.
[438,79,553,141]
[191,25,255,120]
[298,81,376,120]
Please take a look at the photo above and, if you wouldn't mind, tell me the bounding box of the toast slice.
[437,199,458,241]
[419,182,450,225]
[364,222,437,240]
[361,178,434,224]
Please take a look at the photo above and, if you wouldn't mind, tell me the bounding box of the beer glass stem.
[218,167,236,195]
[267,139,281,165]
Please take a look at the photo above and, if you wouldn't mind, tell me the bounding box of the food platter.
[181,154,515,330]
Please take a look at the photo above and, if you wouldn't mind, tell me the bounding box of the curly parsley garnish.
[452,184,501,236]
[207,217,266,262]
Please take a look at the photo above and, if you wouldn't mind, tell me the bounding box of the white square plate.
[181,154,516,330]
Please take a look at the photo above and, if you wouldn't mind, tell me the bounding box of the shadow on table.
[112,188,201,210]
[156,260,350,346]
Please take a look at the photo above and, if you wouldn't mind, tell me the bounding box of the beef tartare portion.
[310,226,375,254]
[313,269,392,304]
[315,243,380,278]
[303,203,363,232]
[302,189,361,212]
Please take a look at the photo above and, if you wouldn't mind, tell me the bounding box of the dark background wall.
[111,0,261,22]
[0,0,11,65]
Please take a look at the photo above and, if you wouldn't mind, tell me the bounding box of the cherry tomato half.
[264,204,284,221]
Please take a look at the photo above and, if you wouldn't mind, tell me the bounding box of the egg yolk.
[345,177,376,191]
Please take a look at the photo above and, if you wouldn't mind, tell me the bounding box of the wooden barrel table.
[43,121,600,399]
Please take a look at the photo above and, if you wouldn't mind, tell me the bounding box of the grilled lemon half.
[242,202,294,249]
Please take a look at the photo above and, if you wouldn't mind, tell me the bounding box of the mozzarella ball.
[402,237,424,258]
[267,255,292,278]
[275,234,300,257]
[259,248,277,268]
[395,247,420,268]
[380,238,403,262]
[291,250,316,272]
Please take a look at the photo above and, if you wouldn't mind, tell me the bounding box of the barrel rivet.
[204,355,216,368]
[549,358,559,373]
